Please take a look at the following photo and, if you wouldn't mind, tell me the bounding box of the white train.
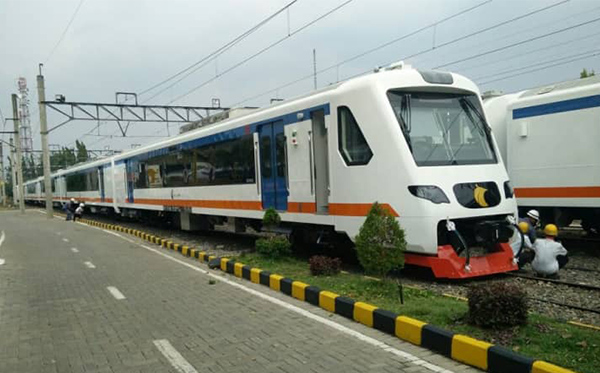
[22,63,519,278]
[484,75,600,233]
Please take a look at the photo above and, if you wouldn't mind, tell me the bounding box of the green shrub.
[255,236,291,258]
[309,255,342,276]
[355,202,406,276]
[467,282,528,328]
[263,207,281,229]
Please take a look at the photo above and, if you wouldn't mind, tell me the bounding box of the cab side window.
[337,106,373,165]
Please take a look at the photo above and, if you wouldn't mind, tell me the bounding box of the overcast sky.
[1,0,599,158]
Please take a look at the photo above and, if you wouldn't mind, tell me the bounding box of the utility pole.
[313,48,317,90]
[11,94,25,213]
[37,64,53,218]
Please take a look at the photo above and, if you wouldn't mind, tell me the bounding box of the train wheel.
[581,219,600,236]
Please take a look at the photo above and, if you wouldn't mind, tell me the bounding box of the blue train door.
[259,121,288,210]
[125,160,135,203]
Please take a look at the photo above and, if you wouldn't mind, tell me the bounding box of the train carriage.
[23,63,519,278]
[484,75,600,233]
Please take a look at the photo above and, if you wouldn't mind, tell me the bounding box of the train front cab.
[378,71,519,279]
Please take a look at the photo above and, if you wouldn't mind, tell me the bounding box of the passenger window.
[337,106,373,166]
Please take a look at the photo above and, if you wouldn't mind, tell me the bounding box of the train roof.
[519,74,600,99]
[50,65,477,176]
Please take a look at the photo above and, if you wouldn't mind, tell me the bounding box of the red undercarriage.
[404,243,518,279]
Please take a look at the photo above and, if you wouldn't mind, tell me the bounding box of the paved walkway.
[0,210,479,373]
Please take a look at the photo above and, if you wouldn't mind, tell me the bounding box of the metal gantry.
[41,97,229,136]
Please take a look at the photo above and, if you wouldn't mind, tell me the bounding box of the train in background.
[484,75,600,234]
[21,63,519,279]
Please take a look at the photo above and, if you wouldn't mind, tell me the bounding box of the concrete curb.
[80,218,577,373]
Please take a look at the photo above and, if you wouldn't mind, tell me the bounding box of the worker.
[73,203,85,222]
[519,209,540,243]
[511,221,533,268]
[65,198,76,221]
[531,224,568,278]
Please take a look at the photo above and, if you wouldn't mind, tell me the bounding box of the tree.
[355,202,406,276]
[22,153,37,181]
[4,162,13,199]
[75,140,88,163]
[580,68,595,79]
[49,146,78,171]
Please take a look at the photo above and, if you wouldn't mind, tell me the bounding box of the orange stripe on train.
[515,186,600,198]
[39,196,399,217]
[132,198,262,210]
[130,199,399,216]
[329,203,399,217]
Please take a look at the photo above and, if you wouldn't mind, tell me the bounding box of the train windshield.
[387,91,497,166]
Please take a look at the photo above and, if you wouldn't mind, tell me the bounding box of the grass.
[234,253,600,373]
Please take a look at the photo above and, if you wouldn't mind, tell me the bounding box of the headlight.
[504,181,514,199]
[408,185,450,204]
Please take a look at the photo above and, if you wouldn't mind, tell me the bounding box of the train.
[21,62,519,279]
[483,75,600,234]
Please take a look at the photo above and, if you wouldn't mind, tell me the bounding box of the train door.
[99,167,105,202]
[259,121,288,210]
[125,160,135,203]
[311,109,329,213]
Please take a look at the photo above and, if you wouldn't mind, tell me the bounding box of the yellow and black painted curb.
[79,217,575,373]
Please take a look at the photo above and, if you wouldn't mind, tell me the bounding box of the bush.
[263,207,281,229]
[355,202,406,276]
[255,236,291,258]
[309,255,342,276]
[467,282,528,328]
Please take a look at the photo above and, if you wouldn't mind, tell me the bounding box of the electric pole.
[37,64,53,218]
[11,94,25,213]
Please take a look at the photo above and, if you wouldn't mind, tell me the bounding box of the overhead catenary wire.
[61,0,582,152]
[138,0,300,102]
[230,0,494,106]
[45,0,88,64]
[81,0,304,147]
[473,47,600,81]
[401,0,571,63]
[231,0,569,107]
[304,0,493,76]
[168,0,355,105]
[84,0,358,148]
[477,50,600,86]
[345,0,575,81]
[434,14,600,69]
[415,2,600,69]
[454,29,600,75]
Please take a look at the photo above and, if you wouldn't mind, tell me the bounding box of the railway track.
[527,297,600,315]
[505,272,600,291]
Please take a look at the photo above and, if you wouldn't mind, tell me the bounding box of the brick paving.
[0,210,479,373]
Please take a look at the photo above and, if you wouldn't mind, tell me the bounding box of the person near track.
[531,224,568,278]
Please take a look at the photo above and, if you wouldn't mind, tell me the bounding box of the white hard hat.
[79,203,85,207]
[527,209,540,221]
[71,198,75,202]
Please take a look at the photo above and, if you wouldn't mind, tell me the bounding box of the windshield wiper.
[421,107,462,165]
[397,94,413,151]
[400,94,411,133]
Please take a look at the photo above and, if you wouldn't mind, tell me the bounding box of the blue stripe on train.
[512,94,600,119]
[114,103,330,165]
